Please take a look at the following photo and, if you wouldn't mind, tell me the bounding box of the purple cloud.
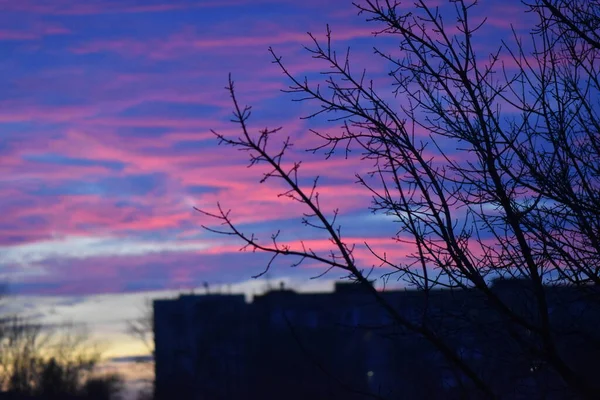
[0,0,542,296]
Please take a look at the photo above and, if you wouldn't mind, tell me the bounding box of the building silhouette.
[153,280,600,399]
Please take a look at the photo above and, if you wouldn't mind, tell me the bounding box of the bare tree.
[126,299,154,356]
[0,315,52,393]
[125,300,154,400]
[199,0,599,398]
[0,316,109,398]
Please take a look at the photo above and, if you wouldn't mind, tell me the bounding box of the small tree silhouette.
[0,315,123,399]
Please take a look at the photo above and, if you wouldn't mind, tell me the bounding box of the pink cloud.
[70,23,376,61]
[0,30,39,41]
[1,194,190,244]
[1,109,382,246]
[199,236,416,266]
[3,232,415,295]
[0,104,98,123]
[0,0,227,16]
[0,22,70,41]
[0,0,542,297]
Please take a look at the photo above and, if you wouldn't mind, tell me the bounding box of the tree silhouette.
[124,300,154,400]
[0,315,123,399]
[125,300,154,356]
[200,0,599,398]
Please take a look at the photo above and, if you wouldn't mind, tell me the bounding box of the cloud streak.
[0,0,533,298]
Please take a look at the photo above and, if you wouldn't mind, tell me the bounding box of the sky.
[0,0,533,366]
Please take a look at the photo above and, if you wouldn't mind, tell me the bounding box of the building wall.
[154,281,600,399]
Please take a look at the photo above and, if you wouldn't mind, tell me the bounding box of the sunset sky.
[1,0,533,361]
